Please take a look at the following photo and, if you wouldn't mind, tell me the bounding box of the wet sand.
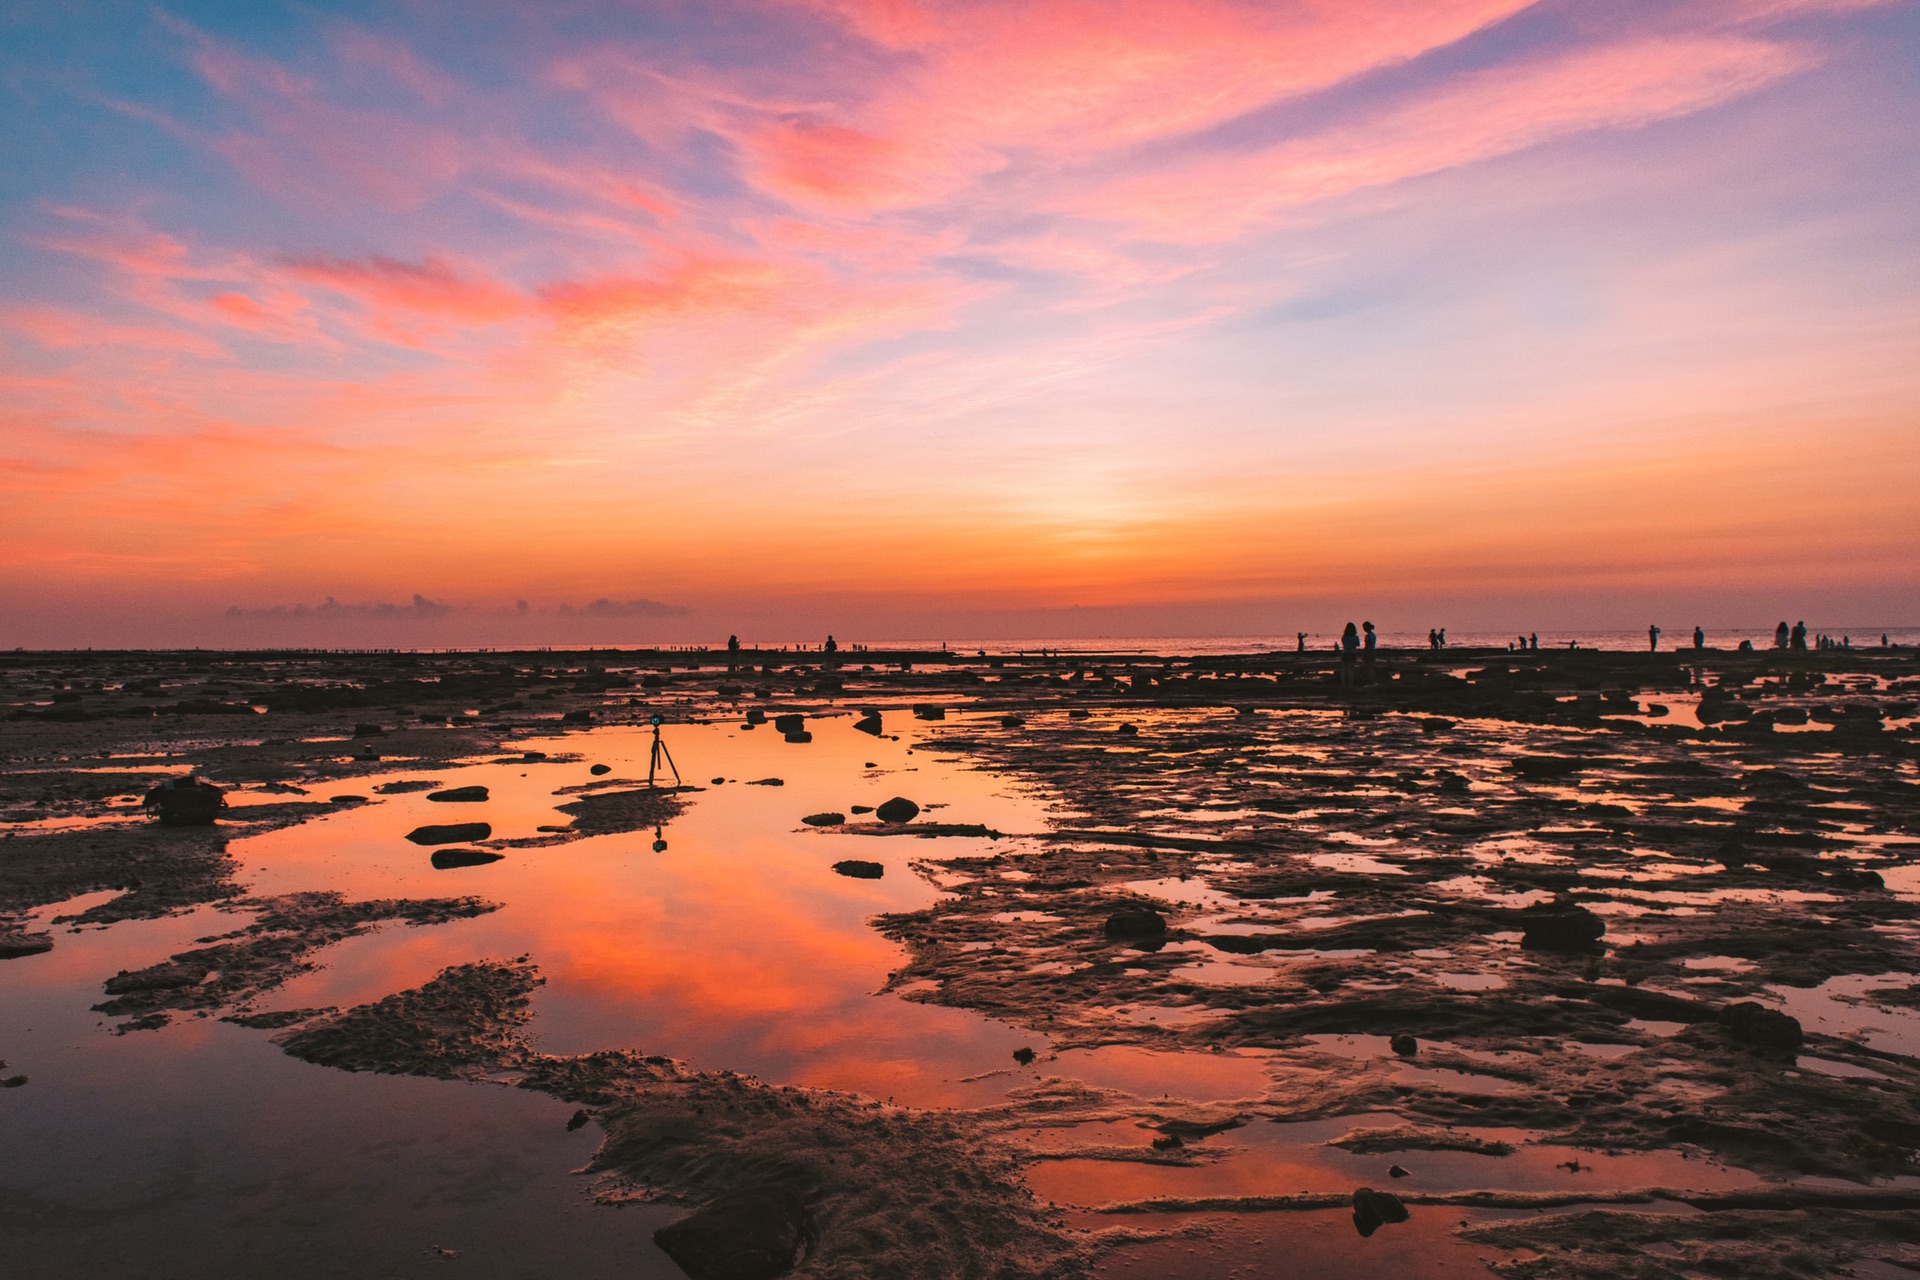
[3,642,1919,1278]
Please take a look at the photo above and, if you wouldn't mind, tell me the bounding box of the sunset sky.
[3,0,1917,647]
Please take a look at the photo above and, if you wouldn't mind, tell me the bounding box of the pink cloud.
[1075,33,1817,242]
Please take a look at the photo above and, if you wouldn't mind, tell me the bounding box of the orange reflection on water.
[234,715,1056,1106]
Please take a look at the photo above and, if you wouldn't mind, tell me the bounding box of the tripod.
[647,717,681,789]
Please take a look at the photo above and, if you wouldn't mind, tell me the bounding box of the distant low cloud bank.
[225,594,454,620]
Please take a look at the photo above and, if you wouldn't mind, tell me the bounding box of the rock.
[875,797,920,823]
[352,723,384,737]
[0,932,54,960]
[0,1075,27,1088]
[747,778,784,787]
[406,822,493,846]
[802,812,845,827]
[562,709,595,723]
[746,708,767,725]
[566,1109,591,1131]
[1000,715,1024,728]
[590,764,612,776]
[430,849,504,870]
[1387,1165,1410,1179]
[1067,708,1090,720]
[141,775,226,825]
[851,805,874,815]
[376,780,439,794]
[1012,1047,1036,1066]
[783,731,813,743]
[1519,900,1606,953]
[1511,755,1585,780]
[912,704,946,721]
[652,1184,809,1280]
[1116,722,1138,736]
[832,860,884,879]
[774,714,806,735]
[1389,1034,1418,1058]
[1351,1187,1409,1237]
[1103,907,1166,940]
[853,711,883,736]
[428,785,489,803]
[711,777,726,785]
[641,674,666,688]
[328,794,368,805]
[1719,1001,1803,1051]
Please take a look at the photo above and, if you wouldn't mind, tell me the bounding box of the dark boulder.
[912,704,946,721]
[1719,1001,1803,1051]
[746,708,767,725]
[653,1184,809,1280]
[875,797,920,824]
[1351,1187,1409,1238]
[1103,906,1166,940]
[1519,900,1605,953]
[1012,1047,1036,1066]
[853,711,883,736]
[430,849,504,870]
[0,932,54,960]
[142,776,226,825]
[428,785,489,803]
[773,714,806,735]
[832,860,884,879]
[562,708,595,723]
[352,723,384,737]
[783,731,813,743]
[1389,1034,1418,1058]
[1000,715,1025,728]
[1116,722,1138,737]
[590,764,612,776]
[802,812,845,827]
[406,822,493,846]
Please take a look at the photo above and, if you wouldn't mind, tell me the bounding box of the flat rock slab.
[430,849,505,870]
[406,822,493,846]
[653,1184,809,1280]
[832,860,884,879]
[428,786,489,803]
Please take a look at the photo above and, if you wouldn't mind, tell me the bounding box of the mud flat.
[3,642,1919,1278]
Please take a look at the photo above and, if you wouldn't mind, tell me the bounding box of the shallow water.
[8,657,1920,1279]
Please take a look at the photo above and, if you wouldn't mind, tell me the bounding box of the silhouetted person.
[1338,622,1359,688]
[824,634,837,653]
[1362,621,1377,681]
[1774,621,1790,649]
[727,634,740,672]
[1529,632,1538,651]
[1791,620,1807,650]
[1427,629,1438,650]
[1517,635,1526,651]
[1693,625,1705,651]
[1297,632,1307,653]
[1439,628,1447,648]
[1648,624,1661,652]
